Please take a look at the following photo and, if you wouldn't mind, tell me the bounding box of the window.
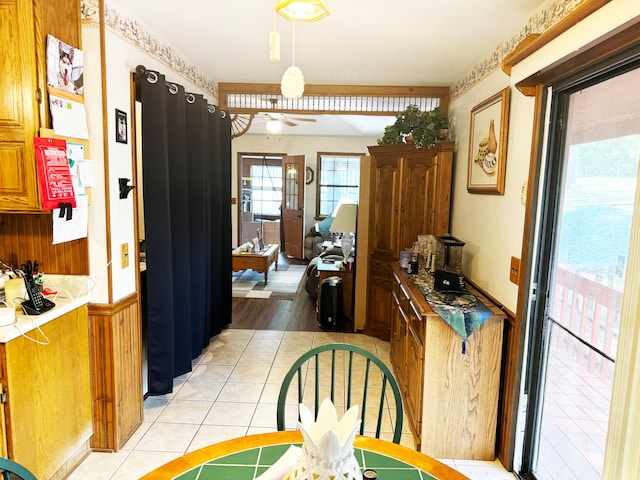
[250,164,282,220]
[316,153,361,217]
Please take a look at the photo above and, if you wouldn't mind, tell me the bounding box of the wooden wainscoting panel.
[89,293,143,451]
[0,213,89,274]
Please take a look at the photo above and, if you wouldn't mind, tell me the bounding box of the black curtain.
[135,66,232,395]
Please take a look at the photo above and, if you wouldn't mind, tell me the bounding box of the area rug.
[232,264,306,300]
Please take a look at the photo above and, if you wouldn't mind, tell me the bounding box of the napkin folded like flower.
[255,445,302,480]
[298,398,361,462]
[287,398,363,480]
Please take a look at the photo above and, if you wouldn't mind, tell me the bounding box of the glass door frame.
[519,50,640,479]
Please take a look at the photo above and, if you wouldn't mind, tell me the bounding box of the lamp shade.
[276,0,329,22]
[281,65,305,99]
[330,203,357,234]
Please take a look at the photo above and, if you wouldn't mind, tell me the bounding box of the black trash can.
[318,275,342,331]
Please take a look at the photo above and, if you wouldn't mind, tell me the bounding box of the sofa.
[303,215,334,260]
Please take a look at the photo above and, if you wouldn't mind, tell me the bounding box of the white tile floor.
[68,329,516,479]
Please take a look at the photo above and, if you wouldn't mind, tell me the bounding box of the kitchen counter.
[0,274,91,343]
[0,273,93,478]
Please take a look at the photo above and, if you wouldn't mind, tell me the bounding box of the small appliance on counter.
[434,269,466,292]
[434,235,465,272]
[433,235,466,291]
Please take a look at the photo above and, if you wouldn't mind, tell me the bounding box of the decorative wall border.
[81,1,218,99]
[82,0,585,105]
[450,0,586,100]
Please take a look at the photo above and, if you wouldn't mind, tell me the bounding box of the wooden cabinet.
[0,305,92,479]
[0,0,40,211]
[0,0,81,212]
[364,142,453,340]
[391,265,505,459]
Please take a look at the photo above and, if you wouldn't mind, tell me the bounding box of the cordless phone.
[21,270,55,315]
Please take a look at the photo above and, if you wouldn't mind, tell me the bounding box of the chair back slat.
[276,342,404,444]
[314,353,320,419]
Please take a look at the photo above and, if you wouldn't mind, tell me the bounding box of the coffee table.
[232,243,279,284]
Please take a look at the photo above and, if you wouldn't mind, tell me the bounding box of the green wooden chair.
[276,343,404,444]
[0,458,37,480]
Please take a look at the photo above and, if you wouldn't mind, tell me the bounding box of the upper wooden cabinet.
[0,0,81,212]
[0,0,40,211]
[367,142,453,260]
[363,142,453,340]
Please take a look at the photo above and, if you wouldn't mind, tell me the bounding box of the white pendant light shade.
[281,65,305,99]
[276,0,329,22]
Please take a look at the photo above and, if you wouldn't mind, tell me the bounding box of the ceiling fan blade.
[288,117,317,122]
[281,118,297,127]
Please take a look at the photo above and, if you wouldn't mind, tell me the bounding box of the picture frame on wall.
[467,87,510,194]
[115,109,128,144]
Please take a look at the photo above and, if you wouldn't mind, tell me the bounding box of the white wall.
[448,70,531,312]
[85,26,214,303]
[231,133,379,247]
[447,0,640,312]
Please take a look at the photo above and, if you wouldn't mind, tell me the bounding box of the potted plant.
[378,105,449,148]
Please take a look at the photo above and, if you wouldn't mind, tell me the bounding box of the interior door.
[281,155,305,258]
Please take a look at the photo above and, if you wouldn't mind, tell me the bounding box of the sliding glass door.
[521,61,640,479]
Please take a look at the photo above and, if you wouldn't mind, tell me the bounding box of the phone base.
[21,298,55,315]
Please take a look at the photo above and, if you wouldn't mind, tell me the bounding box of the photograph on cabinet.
[46,35,84,96]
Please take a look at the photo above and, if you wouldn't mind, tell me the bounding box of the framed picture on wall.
[115,109,128,144]
[467,87,510,194]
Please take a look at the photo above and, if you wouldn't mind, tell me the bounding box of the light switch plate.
[510,256,520,285]
[121,243,129,268]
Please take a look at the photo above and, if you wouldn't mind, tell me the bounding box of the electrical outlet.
[510,256,520,285]
[121,243,129,268]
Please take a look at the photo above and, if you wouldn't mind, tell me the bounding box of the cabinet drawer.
[394,279,411,315]
[408,299,425,340]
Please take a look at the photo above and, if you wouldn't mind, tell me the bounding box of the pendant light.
[276,0,329,22]
[280,20,304,99]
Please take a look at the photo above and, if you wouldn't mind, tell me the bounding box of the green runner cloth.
[413,275,493,350]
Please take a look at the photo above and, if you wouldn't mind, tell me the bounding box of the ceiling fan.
[257,112,317,127]
[230,99,317,137]
[257,98,317,132]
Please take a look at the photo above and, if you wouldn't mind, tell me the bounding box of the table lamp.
[330,203,357,263]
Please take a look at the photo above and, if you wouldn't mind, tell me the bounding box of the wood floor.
[229,254,323,331]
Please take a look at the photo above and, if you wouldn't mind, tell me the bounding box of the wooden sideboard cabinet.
[391,265,505,459]
[0,0,81,212]
[363,142,453,340]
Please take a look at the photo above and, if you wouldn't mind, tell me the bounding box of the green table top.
[140,431,469,480]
